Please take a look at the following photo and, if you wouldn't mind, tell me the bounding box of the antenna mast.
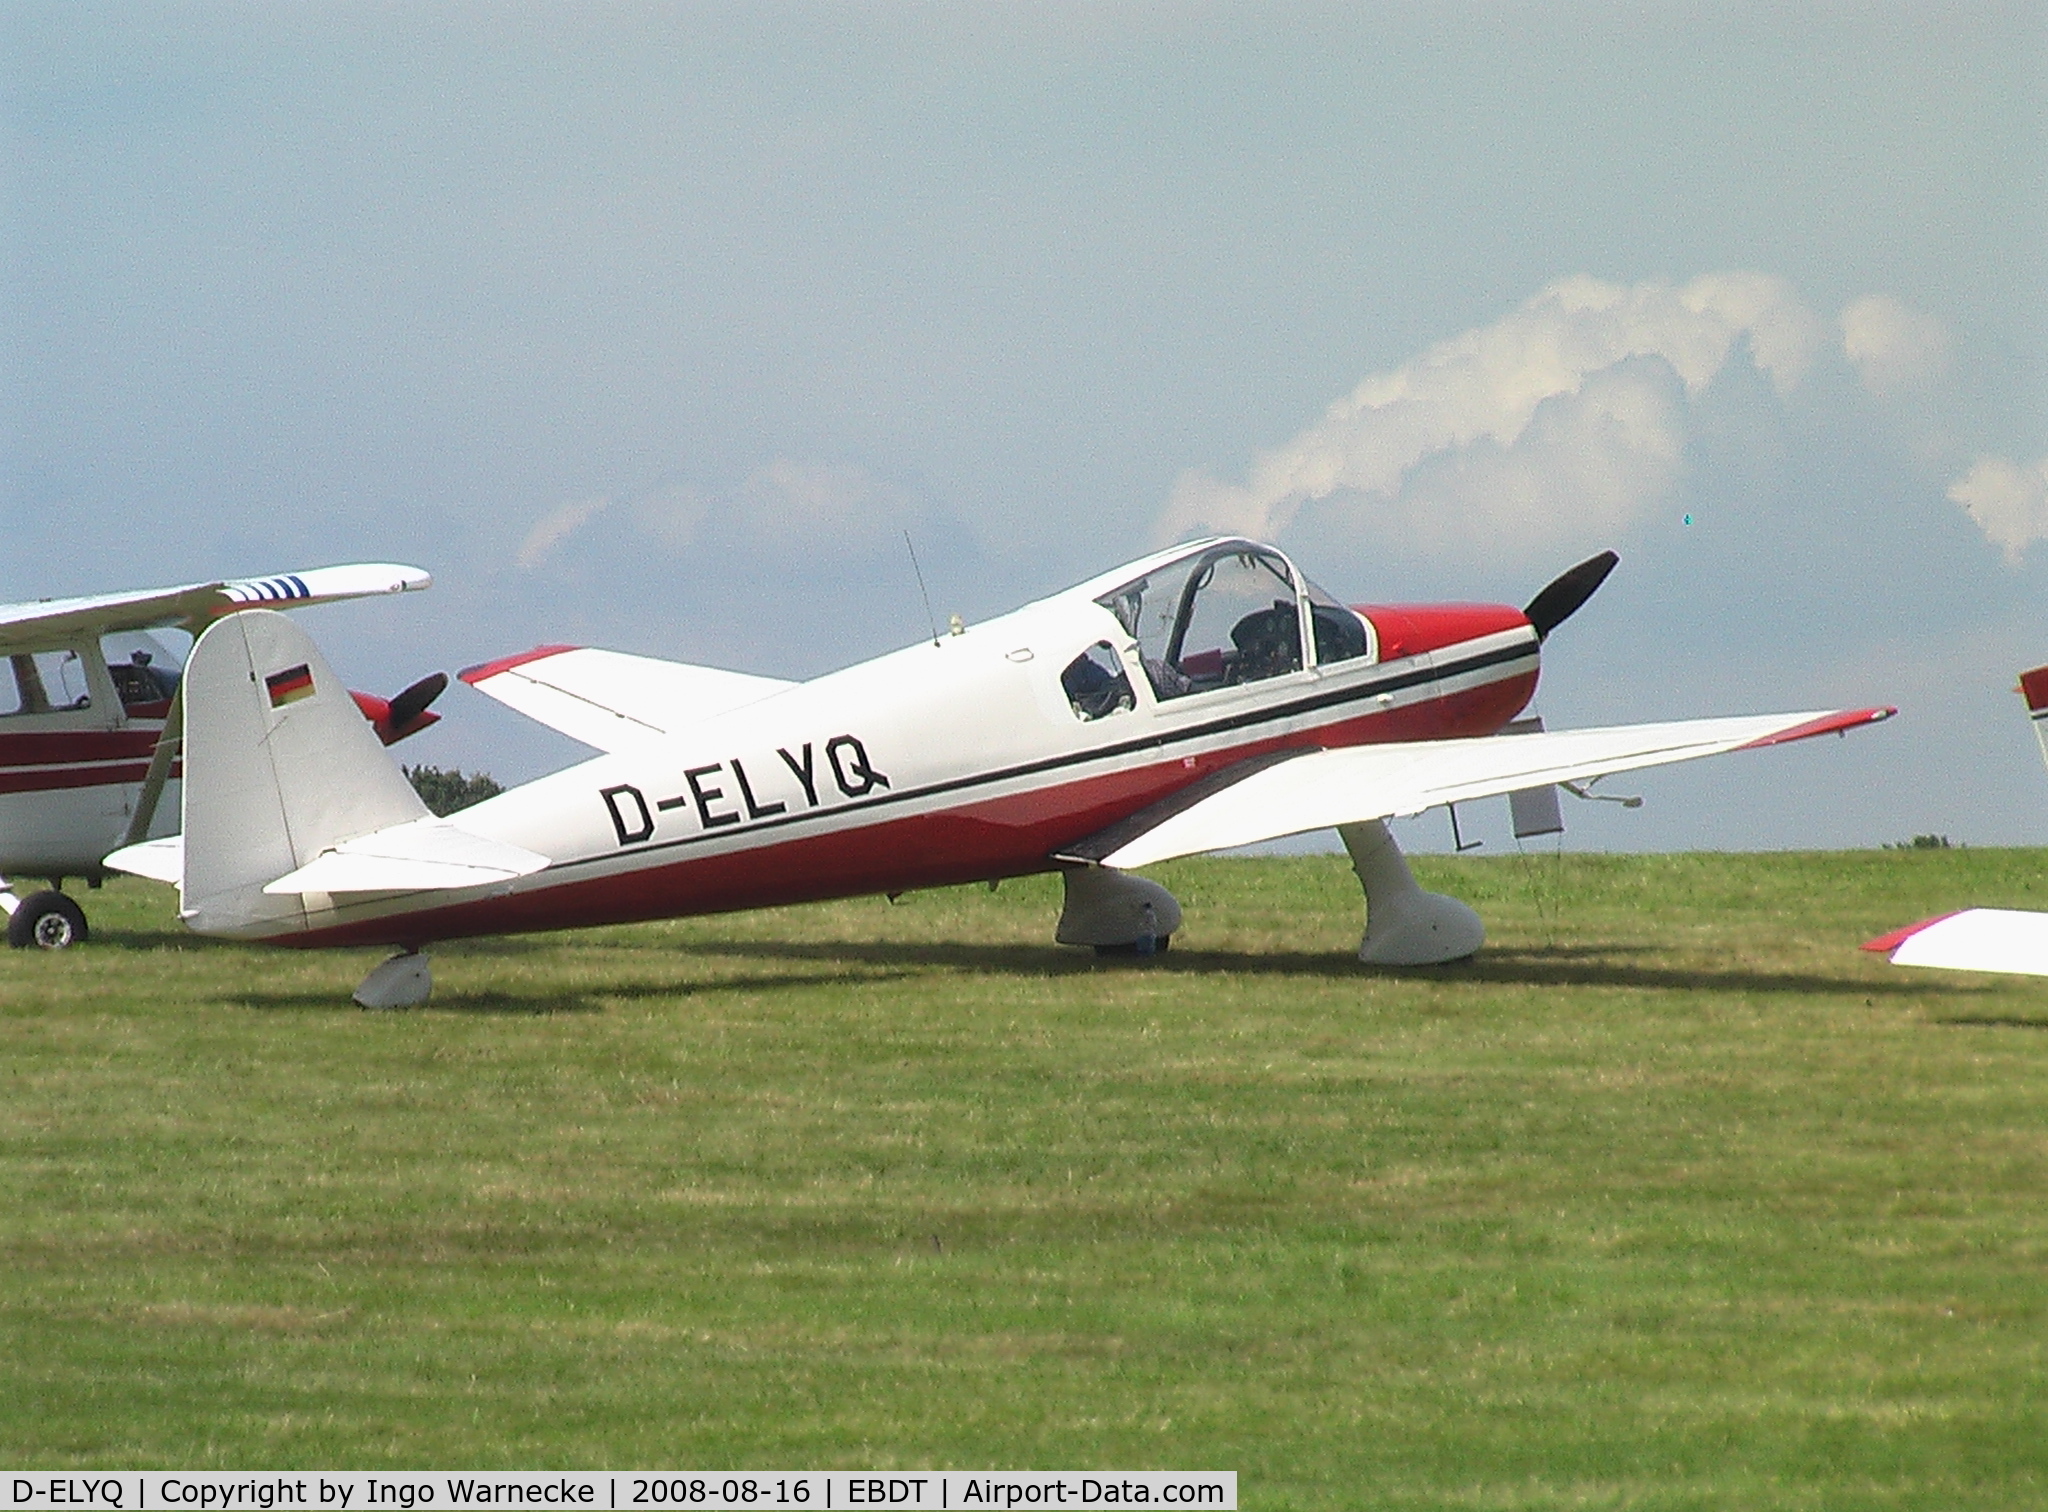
[904,532,940,647]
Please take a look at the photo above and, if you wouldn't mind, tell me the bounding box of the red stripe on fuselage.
[282,663,1539,950]
[0,762,156,795]
[0,729,162,764]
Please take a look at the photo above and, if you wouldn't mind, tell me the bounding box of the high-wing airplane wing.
[1863,909,2048,977]
[458,645,796,752]
[1061,708,1893,868]
[0,563,430,654]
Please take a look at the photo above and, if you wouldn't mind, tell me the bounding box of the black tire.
[8,891,89,950]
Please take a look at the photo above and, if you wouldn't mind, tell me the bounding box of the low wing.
[458,645,795,752]
[1064,708,1894,869]
[1865,909,2048,977]
[0,563,430,653]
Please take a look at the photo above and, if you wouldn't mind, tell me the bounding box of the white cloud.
[1948,455,2048,563]
[1367,356,1689,554]
[1840,294,1952,398]
[1157,272,1825,556]
[742,460,905,538]
[515,496,610,570]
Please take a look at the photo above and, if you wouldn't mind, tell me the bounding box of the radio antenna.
[904,531,940,647]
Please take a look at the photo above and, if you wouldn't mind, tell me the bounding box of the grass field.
[3,850,2045,1507]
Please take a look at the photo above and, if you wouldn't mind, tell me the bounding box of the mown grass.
[2,851,2044,1507]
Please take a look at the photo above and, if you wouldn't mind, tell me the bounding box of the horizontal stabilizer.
[1069,706,1894,869]
[459,645,794,752]
[1867,907,2048,977]
[263,818,550,895]
[105,835,183,884]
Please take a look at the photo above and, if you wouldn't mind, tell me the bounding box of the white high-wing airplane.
[108,537,1892,1007]
[1865,663,2048,977]
[2,563,440,949]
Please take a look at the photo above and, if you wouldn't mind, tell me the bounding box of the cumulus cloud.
[1841,294,1952,398]
[516,496,610,569]
[1948,455,2048,564]
[1156,272,1826,555]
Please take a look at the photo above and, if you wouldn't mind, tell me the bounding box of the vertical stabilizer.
[2020,664,2048,774]
[180,609,429,935]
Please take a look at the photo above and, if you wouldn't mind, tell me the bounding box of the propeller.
[387,671,449,731]
[1523,551,1619,641]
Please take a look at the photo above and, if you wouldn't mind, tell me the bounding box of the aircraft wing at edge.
[1863,908,2048,978]
[0,563,430,653]
[1062,707,1894,869]
[459,645,796,752]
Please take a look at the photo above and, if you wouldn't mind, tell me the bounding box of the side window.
[0,650,92,717]
[1061,642,1136,721]
[101,630,187,717]
[1305,580,1370,666]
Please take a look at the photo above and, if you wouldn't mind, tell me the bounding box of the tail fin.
[177,609,429,935]
[2020,664,2048,775]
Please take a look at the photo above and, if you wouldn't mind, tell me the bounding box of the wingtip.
[458,644,583,685]
[1862,911,1961,954]
[1737,706,1895,750]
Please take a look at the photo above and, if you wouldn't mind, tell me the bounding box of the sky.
[4,2,2045,854]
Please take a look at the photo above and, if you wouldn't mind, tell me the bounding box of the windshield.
[1304,579,1370,665]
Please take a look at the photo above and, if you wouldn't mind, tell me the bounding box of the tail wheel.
[8,891,89,950]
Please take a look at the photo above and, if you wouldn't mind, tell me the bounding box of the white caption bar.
[6,1476,1234,1512]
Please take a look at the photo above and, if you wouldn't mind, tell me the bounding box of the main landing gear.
[1340,818,1485,965]
[1055,822,1481,966]
[3,879,91,951]
[1057,865,1182,956]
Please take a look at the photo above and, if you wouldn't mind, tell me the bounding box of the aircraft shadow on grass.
[663,937,1958,1000]
[83,925,2019,1013]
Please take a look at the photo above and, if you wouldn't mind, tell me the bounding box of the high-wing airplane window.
[101,631,186,716]
[0,650,91,717]
[1305,581,1371,666]
[1061,642,1136,721]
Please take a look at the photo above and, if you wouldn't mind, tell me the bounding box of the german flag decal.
[265,663,315,708]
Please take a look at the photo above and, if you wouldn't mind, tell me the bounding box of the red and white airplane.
[108,537,1892,1007]
[1864,663,2048,977]
[2,563,442,949]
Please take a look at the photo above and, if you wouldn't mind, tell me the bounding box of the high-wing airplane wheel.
[8,891,89,950]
